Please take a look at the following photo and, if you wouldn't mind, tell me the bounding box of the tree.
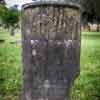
[0,5,20,36]
[5,7,20,35]
[81,0,100,22]
[81,0,100,16]
[81,0,100,31]
[0,4,7,26]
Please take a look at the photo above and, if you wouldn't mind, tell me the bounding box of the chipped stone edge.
[22,1,80,10]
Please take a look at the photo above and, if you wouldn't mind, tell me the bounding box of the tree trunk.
[97,24,100,32]
[10,28,15,36]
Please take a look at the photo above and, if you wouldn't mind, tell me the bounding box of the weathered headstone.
[22,1,81,100]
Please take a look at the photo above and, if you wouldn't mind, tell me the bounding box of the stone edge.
[22,1,80,10]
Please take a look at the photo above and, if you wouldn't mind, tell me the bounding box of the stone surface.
[22,3,80,100]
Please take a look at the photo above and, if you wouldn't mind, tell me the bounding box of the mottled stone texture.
[22,2,80,100]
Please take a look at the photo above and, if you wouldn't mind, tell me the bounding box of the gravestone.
[22,1,81,100]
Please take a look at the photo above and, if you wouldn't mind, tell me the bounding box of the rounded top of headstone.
[22,0,80,10]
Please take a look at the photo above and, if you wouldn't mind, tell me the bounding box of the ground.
[0,31,100,100]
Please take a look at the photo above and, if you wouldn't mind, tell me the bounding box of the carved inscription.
[22,4,80,100]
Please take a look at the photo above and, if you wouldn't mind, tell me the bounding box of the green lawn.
[0,32,100,100]
[71,32,100,100]
[0,32,22,100]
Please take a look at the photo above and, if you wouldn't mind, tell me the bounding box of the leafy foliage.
[0,5,7,24]
[0,5,20,35]
[81,0,100,16]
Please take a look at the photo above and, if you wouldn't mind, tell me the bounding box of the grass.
[0,32,22,100]
[71,32,100,100]
[0,31,100,100]
[0,31,21,43]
